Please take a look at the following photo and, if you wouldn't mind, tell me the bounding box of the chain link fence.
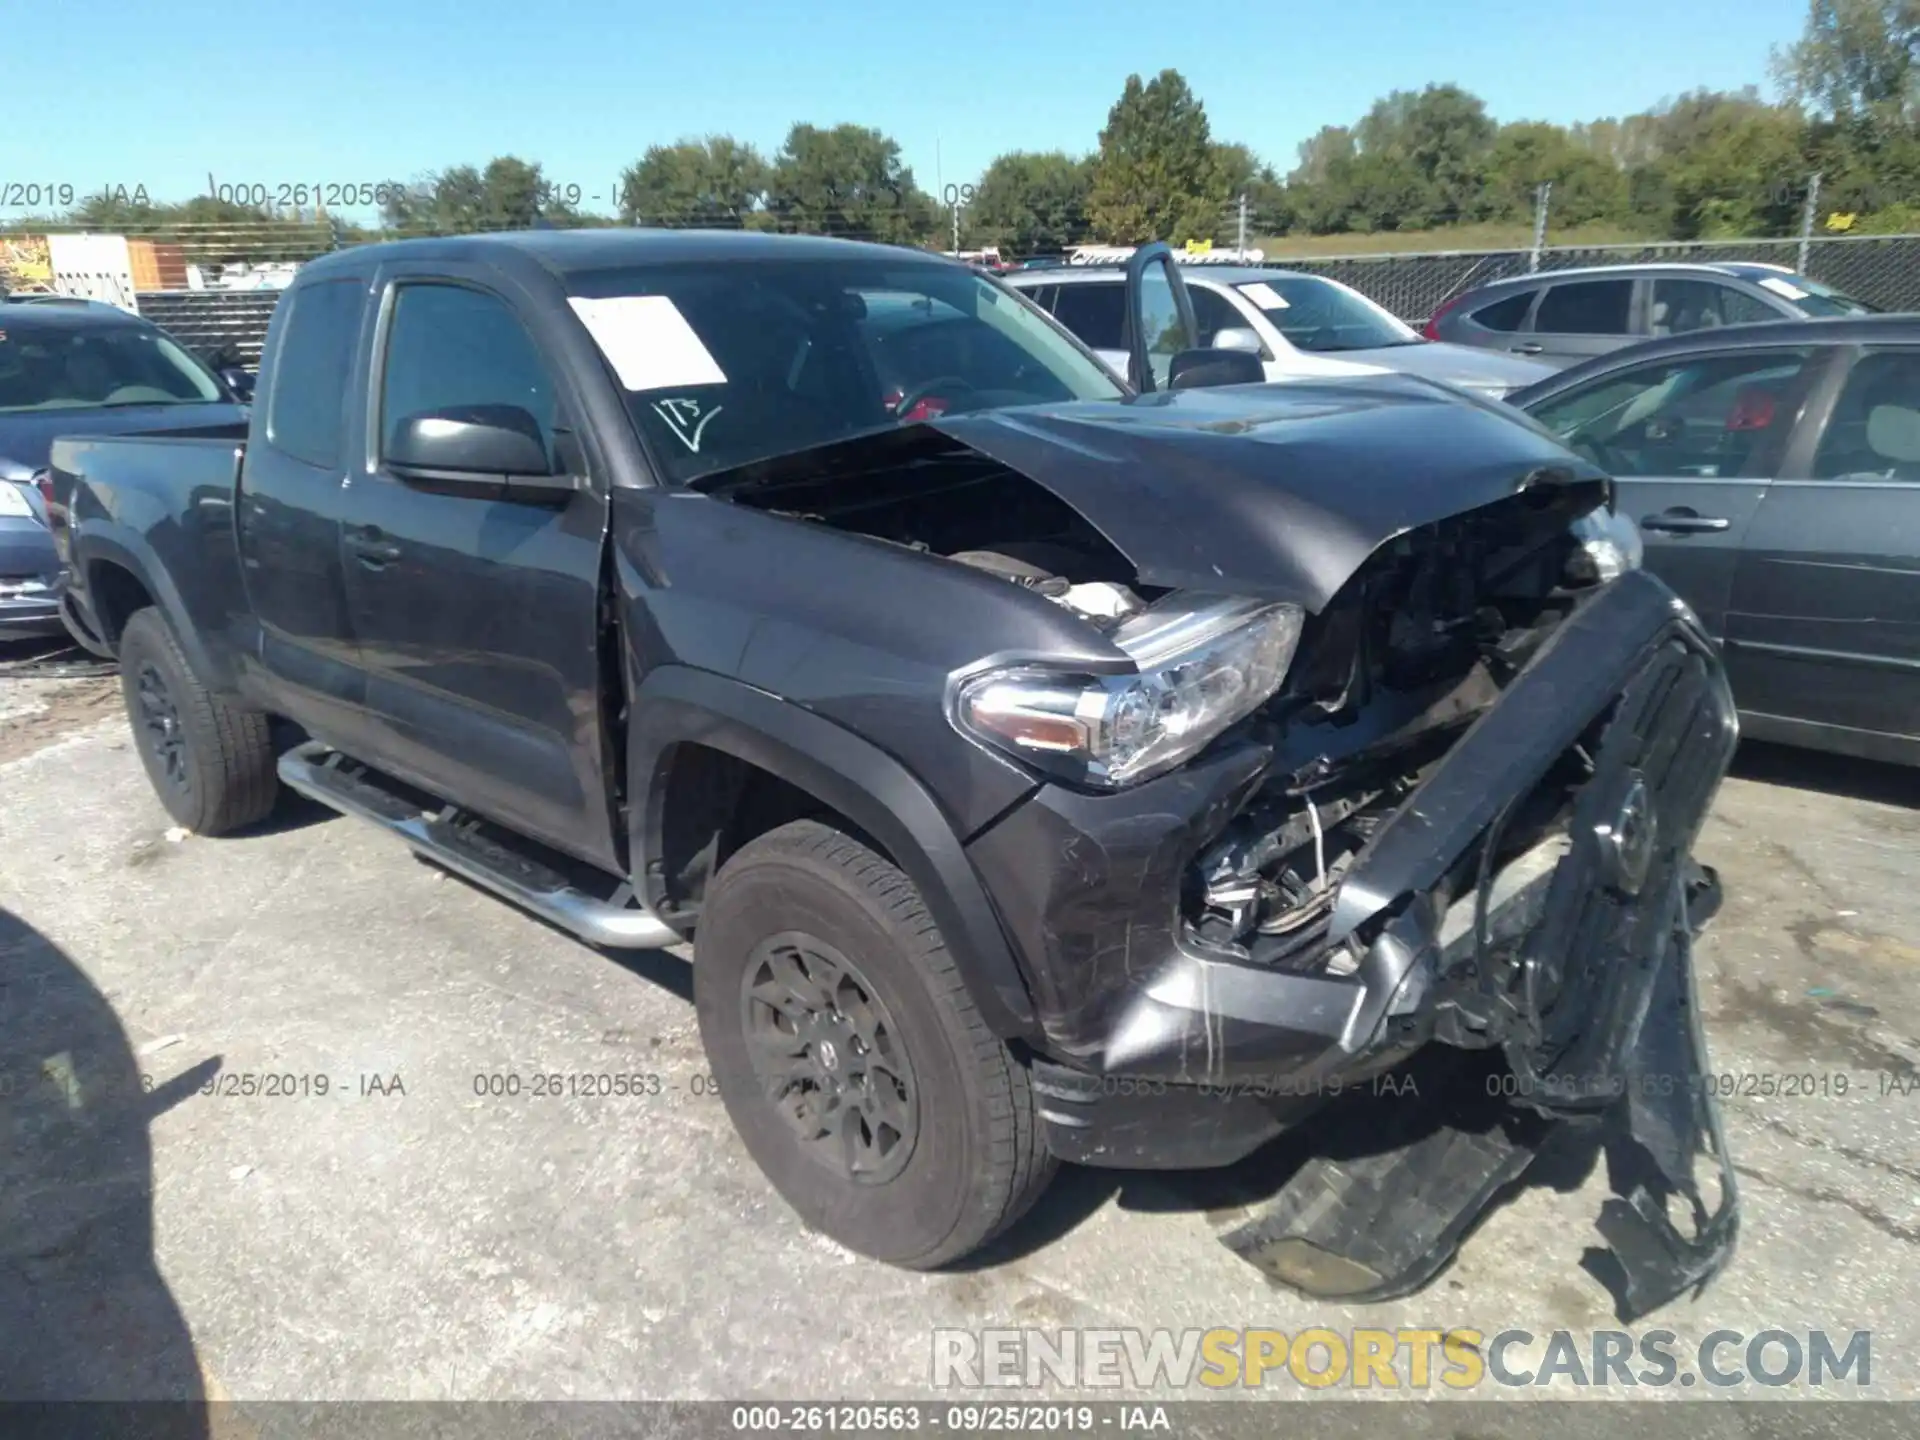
[1269,234,1920,324]
[5,214,1916,364]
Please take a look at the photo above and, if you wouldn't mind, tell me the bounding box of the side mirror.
[219,366,255,401]
[1168,347,1267,390]
[1211,326,1265,356]
[386,405,578,501]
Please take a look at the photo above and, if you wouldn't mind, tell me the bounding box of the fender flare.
[74,524,234,691]
[629,665,1039,1040]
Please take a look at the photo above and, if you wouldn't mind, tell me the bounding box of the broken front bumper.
[968,569,1743,1314]
[968,567,1739,1133]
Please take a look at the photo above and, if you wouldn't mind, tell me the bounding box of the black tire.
[695,819,1055,1268]
[118,607,278,836]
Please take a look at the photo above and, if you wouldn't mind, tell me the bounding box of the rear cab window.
[264,278,365,468]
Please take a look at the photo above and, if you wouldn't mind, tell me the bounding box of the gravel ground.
[2,665,1916,1420]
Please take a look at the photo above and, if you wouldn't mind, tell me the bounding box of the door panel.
[234,273,376,743]
[1524,345,1825,638]
[1726,346,1920,743]
[340,265,619,868]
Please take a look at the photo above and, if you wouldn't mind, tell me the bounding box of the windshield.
[0,322,225,413]
[1234,275,1419,352]
[1741,270,1878,318]
[566,258,1124,484]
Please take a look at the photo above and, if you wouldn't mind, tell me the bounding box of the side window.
[1650,279,1776,335]
[1469,291,1534,333]
[1049,283,1126,351]
[1718,285,1776,326]
[1534,279,1633,336]
[264,278,363,469]
[1020,285,1058,313]
[1528,349,1815,478]
[1188,286,1248,349]
[1812,349,1920,482]
[378,284,557,464]
[1134,257,1188,388]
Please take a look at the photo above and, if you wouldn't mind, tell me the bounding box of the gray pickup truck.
[50,232,1741,1315]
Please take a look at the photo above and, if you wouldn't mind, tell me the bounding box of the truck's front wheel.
[695,819,1055,1268]
[118,608,278,836]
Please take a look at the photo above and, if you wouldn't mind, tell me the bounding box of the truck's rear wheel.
[694,818,1055,1268]
[118,608,278,836]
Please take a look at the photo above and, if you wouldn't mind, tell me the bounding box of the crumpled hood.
[929,374,1607,608]
[695,373,1608,612]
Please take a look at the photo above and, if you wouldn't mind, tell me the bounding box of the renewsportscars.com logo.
[930,1327,1874,1391]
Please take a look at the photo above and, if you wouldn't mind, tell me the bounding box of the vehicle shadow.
[1730,738,1920,809]
[0,907,211,1428]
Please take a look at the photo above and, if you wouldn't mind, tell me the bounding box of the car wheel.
[695,818,1055,1268]
[118,607,278,836]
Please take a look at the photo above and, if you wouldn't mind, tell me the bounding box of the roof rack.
[1064,244,1267,267]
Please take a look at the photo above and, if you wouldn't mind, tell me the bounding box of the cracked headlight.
[950,595,1304,790]
[1571,506,1644,582]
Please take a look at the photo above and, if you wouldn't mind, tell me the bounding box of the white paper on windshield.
[568,295,727,392]
[1758,276,1810,302]
[1238,282,1289,310]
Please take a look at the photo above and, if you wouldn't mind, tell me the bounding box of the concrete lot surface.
[2,655,1917,1413]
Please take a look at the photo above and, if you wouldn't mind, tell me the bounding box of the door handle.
[1510,342,1544,355]
[1641,508,1731,535]
[346,526,403,567]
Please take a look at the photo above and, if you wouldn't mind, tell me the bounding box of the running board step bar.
[277,741,679,950]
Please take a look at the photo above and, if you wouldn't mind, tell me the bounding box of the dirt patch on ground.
[0,675,123,764]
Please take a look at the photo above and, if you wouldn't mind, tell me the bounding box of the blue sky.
[18,0,1809,219]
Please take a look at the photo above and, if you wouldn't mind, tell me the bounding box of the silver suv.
[1426,261,1877,369]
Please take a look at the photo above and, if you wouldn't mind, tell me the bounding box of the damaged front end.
[696,389,1743,1317]
[945,502,1743,1320]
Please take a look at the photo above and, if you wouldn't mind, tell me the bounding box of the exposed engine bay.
[699,410,1736,1325]
[1182,486,1604,972]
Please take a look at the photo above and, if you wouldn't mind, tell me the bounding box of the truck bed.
[49,428,253,661]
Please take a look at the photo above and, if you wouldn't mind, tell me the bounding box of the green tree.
[1283,126,1358,233]
[1637,91,1808,236]
[762,124,934,243]
[1352,83,1498,224]
[1773,0,1919,124]
[1482,121,1630,226]
[1211,142,1291,233]
[381,156,575,233]
[967,151,1092,255]
[1087,70,1227,244]
[619,137,769,227]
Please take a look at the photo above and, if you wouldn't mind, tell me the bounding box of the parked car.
[1510,313,1920,766]
[1428,261,1879,369]
[52,233,1739,1317]
[1006,263,1556,399]
[0,296,251,643]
